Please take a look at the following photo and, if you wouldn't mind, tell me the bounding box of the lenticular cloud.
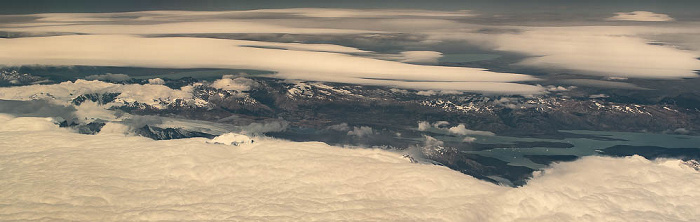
[607,11,675,22]
[0,115,698,221]
[0,35,542,94]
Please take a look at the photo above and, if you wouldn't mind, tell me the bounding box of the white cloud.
[389,88,409,94]
[240,41,369,54]
[418,121,431,131]
[0,20,376,35]
[399,51,443,64]
[4,10,700,83]
[84,73,131,82]
[240,121,288,135]
[0,79,203,109]
[33,12,123,22]
[98,122,131,134]
[209,132,253,146]
[210,76,257,91]
[430,23,700,80]
[327,123,350,132]
[489,27,700,79]
[589,94,608,99]
[418,121,495,136]
[347,126,375,137]
[488,155,700,221]
[608,11,675,22]
[73,101,119,122]
[26,9,473,23]
[447,124,469,135]
[433,121,450,128]
[0,115,698,221]
[0,35,542,94]
[147,78,165,85]
[0,115,497,221]
[258,8,475,18]
[420,135,447,158]
[558,79,649,90]
[0,10,547,94]
[448,124,496,136]
[545,85,569,92]
[417,90,438,96]
[462,137,477,142]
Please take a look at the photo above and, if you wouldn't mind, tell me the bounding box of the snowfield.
[0,115,698,221]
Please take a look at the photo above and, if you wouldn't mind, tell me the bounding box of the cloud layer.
[492,27,700,79]
[435,26,700,79]
[0,79,202,110]
[0,115,698,221]
[2,9,700,91]
[0,35,542,94]
[608,11,675,22]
